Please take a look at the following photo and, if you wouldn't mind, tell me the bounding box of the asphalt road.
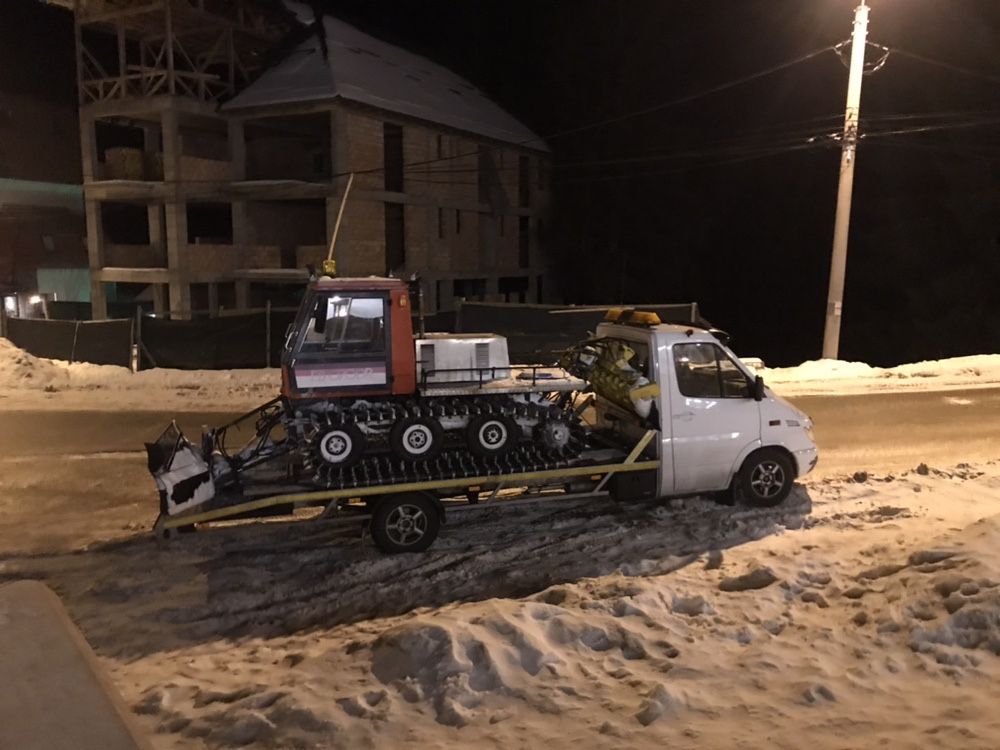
[1,387,998,474]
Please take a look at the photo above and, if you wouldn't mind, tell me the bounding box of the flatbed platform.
[153,431,659,545]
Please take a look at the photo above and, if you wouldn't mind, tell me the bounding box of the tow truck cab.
[594,320,817,502]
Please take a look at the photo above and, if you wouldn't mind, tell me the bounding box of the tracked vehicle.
[279,272,587,484]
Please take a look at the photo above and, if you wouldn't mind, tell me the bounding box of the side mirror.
[753,375,765,402]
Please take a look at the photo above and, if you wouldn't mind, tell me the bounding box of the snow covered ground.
[3,459,999,750]
[1,338,1000,749]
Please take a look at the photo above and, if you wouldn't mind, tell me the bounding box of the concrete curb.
[0,580,151,750]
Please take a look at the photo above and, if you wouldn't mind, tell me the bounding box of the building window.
[384,123,403,192]
[454,278,486,302]
[518,155,531,207]
[436,134,445,160]
[437,207,445,239]
[518,216,530,268]
[385,202,405,274]
[455,209,461,235]
[499,276,528,303]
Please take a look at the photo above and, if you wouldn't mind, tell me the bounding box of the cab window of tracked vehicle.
[301,295,386,353]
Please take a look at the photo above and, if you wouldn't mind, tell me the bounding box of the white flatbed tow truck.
[149,310,817,553]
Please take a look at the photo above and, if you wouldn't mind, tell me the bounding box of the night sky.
[318,0,1000,367]
[7,1,1000,366]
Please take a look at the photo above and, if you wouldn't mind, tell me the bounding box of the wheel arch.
[731,442,797,482]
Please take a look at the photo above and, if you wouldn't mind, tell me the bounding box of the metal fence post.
[265,299,272,368]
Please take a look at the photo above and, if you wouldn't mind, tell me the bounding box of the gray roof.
[223,16,547,150]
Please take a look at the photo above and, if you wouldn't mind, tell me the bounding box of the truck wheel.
[316,423,365,469]
[737,449,794,507]
[390,416,444,461]
[467,414,518,457]
[370,493,441,553]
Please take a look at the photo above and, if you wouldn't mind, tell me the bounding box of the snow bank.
[762,354,1000,395]
[0,338,279,410]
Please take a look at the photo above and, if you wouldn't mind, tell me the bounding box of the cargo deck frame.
[152,430,659,543]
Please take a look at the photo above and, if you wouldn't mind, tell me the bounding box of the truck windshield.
[673,342,749,399]
[301,295,386,353]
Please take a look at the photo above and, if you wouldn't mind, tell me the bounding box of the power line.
[887,46,1000,86]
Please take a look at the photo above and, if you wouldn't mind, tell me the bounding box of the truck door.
[666,341,761,493]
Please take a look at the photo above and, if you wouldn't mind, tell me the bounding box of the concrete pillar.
[207,282,219,317]
[84,200,107,319]
[528,274,538,304]
[164,201,189,318]
[147,204,164,260]
[235,280,249,311]
[90,279,108,321]
[79,112,98,182]
[151,284,166,316]
[485,276,500,302]
[229,118,249,268]
[161,107,189,318]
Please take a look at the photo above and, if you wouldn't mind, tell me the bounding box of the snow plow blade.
[145,422,216,516]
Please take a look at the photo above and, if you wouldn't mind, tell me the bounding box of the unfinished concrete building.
[64,1,550,319]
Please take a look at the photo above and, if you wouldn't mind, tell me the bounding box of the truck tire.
[467,414,518,457]
[389,416,444,461]
[736,448,794,507]
[370,493,441,553]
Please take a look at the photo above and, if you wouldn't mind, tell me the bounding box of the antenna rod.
[326,172,355,264]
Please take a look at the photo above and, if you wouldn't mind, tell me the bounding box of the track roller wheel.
[467,413,519,457]
[536,417,573,454]
[390,415,444,462]
[370,492,441,553]
[315,422,365,469]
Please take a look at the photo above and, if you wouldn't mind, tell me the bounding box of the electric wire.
[887,46,1000,86]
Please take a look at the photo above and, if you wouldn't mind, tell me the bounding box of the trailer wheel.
[736,448,794,507]
[467,414,518,457]
[390,416,444,461]
[371,493,441,553]
[316,422,365,469]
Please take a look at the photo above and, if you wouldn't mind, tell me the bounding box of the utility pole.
[822,0,869,360]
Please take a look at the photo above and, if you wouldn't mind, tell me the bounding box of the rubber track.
[311,440,589,490]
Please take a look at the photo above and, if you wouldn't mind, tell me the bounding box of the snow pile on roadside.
[0,338,278,410]
[762,354,1000,395]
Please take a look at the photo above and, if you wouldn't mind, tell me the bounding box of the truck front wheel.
[736,449,794,507]
[370,493,441,553]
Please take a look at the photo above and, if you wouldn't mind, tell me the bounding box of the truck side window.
[673,343,749,399]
